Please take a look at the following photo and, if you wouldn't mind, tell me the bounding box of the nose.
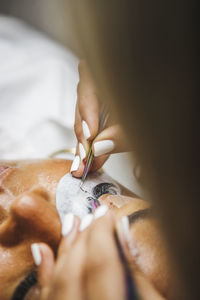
[0,189,61,249]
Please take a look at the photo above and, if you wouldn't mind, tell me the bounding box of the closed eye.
[87,182,118,213]
[92,183,117,199]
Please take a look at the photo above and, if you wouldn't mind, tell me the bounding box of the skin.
[0,159,68,300]
[73,60,130,178]
[0,159,171,300]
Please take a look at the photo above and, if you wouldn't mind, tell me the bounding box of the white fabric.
[0,15,78,159]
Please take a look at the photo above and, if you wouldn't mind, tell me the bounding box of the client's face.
[0,159,70,300]
[0,159,171,300]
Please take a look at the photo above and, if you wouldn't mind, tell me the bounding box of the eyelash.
[11,271,37,300]
[92,183,117,199]
[87,183,118,213]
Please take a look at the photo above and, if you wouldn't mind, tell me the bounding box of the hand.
[32,209,166,300]
[71,60,129,177]
[33,211,127,300]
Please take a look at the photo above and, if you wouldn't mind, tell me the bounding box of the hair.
[66,1,198,298]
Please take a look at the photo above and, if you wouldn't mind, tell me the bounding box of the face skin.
[0,159,172,300]
[0,159,69,300]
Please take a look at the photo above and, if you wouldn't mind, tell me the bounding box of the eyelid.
[128,208,152,224]
[92,183,118,199]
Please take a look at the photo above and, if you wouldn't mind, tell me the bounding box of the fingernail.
[93,140,115,157]
[82,120,91,140]
[94,205,108,219]
[62,213,74,236]
[79,214,93,231]
[121,216,130,242]
[79,143,86,160]
[70,156,80,172]
[31,243,41,266]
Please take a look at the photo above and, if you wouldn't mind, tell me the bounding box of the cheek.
[0,244,33,300]
[130,220,171,297]
[99,194,130,209]
[2,168,37,197]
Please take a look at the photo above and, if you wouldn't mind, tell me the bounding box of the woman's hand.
[31,207,166,300]
[71,60,129,177]
[33,210,127,300]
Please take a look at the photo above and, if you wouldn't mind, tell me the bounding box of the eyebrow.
[128,208,152,224]
[11,271,37,300]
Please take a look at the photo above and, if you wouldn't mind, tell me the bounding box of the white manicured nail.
[70,156,80,172]
[31,243,41,266]
[62,213,74,236]
[79,143,86,160]
[93,140,115,157]
[94,205,108,219]
[82,120,91,140]
[121,216,130,242]
[79,214,93,231]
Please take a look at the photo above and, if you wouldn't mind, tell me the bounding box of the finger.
[74,104,84,141]
[31,243,55,287]
[116,216,132,261]
[72,124,129,176]
[70,145,85,177]
[90,154,109,172]
[92,124,130,157]
[38,216,84,300]
[71,142,89,178]
[85,212,126,300]
[78,60,100,140]
[53,217,90,300]
[58,214,80,257]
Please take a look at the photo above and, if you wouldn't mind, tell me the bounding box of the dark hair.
[68,1,199,298]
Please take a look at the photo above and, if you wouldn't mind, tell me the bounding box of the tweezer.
[80,105,109,187]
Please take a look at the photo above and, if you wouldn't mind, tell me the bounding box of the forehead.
[0,159,70,195]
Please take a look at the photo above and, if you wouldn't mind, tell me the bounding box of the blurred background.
[0,0,80,56]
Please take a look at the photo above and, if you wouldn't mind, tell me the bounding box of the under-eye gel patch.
[56,172,120,222]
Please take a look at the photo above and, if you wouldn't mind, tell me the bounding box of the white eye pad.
[56,172,120,222]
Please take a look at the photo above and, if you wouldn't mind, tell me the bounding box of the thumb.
[31,243,55,289]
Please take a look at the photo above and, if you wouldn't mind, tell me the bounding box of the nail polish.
[79,214,93,231]
[121,216,130,242]
[31,243,41,266]
[70,156,80,172]
[82,120,91,140]
[94,205,108,219]
[93,140,115,157]
[79,143,86,160]
[62,213,74,236]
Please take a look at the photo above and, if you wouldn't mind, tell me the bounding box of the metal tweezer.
[80,105,109,188]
